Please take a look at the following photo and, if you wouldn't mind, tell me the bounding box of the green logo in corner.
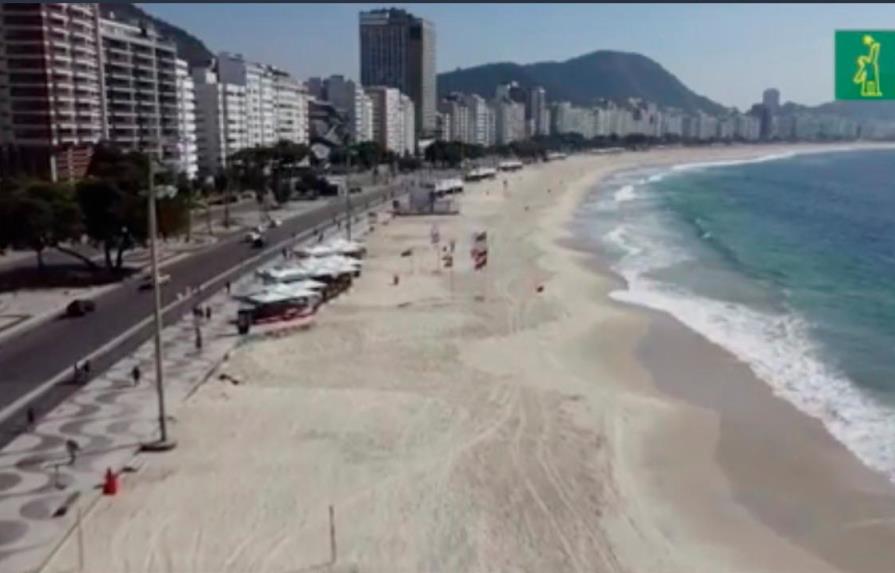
[836,31,895,100]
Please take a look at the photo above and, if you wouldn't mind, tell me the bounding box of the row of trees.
[0,144,194,271]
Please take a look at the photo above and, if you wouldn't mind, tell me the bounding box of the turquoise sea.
[577,148,895,481]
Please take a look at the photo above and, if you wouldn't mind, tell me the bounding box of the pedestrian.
[225,280,231,295]
[131,364,141,386]
[195,325,203,351]
[72,363,80,383]
[205,306,212,320]
[282,247,288,259]
[193,305,201,319]
[65,439,80,466]
[26,407,36,431]
[82,360,91,380]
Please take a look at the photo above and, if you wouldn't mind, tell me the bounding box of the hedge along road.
[0,181,405,448]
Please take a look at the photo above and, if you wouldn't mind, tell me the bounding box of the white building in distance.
[493,97,526,144]
[272,68,309,144]
[399,93,415,155]
[174,58,198,178]
[324,75,373,143]
[192,65,248,174]
[366,85,409,154]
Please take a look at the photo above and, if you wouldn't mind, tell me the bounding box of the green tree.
[0,180,88,269]
[75,178,144,269]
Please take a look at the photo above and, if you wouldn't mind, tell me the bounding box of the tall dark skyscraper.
[359,8,435,137]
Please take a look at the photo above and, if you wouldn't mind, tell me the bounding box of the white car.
[138,272,171,290]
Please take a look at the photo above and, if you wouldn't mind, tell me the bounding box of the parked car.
[66,299,96,318]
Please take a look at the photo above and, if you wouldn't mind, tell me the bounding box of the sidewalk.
[0,211,382,573]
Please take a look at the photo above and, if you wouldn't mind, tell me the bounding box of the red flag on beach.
[471,231,488,270]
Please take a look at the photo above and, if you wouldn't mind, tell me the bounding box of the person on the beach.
[131,365,141,386]
[65,439,80,465]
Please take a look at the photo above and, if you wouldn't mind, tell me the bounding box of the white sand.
[45,144,882,573]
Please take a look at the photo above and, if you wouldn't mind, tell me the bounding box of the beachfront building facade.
[365,85,405,154]
[528,86,550,136]
[493,96,525,145]
[272,68,309,145]
[399,93,415,155]
[0,2,105,180]
[192,65,248,174]
[174,58,198,177]
[99,16,180,166]
[320,75,372,144]
[359,8,436,136]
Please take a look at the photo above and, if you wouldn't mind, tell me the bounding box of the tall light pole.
[345,148,352,241]
[142,157,176,452]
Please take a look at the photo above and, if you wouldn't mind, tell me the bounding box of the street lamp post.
[345,149,352,241]
[142,158,176,452]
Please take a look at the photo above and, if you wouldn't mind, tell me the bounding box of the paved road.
[0,181,405,447]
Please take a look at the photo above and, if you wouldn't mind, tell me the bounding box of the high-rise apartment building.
[365,85,406,153]
[0,2,104,180]
[272,68,308,145]
[762,88,780,114]
[99,16,179,164]
[399,93,415,155]
[359,8,435,136]
[493,97,526,145]
[174,58,197,177]
[528,86,549,136]
[217,52,307,148]
[324,75,373,143]
[192,65,247,174]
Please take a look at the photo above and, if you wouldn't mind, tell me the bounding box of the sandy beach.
[46,144,895,573]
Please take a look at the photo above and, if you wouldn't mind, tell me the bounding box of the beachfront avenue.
[0,179,405,449]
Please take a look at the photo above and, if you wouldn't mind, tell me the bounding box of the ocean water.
[576,148,895,481]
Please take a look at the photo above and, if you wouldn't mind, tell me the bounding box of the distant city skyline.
[140,3,895,111]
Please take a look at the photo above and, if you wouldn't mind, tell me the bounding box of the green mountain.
[99,3,214,68]
[437,50,728,115]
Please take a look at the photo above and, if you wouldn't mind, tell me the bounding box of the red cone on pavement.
[103,467,118,495]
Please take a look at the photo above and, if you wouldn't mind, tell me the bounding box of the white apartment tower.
[325,75,372,143]
[493,97,526,144]
[99,17,179,164]
[272,68,308,144]
[174,58,197,177]
[399,93,415,155]
[192,65,247,174]
[365,85,405,153]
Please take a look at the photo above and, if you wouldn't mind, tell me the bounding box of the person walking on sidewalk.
[205,306,212,320]
[131,365,141,386]
[26,407,36,432]
[65,439,80,466]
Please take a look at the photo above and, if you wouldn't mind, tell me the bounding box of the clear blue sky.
[140,3,895,110]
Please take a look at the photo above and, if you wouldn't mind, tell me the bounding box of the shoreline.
[544,143,895,572]
[43,143,895,573]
